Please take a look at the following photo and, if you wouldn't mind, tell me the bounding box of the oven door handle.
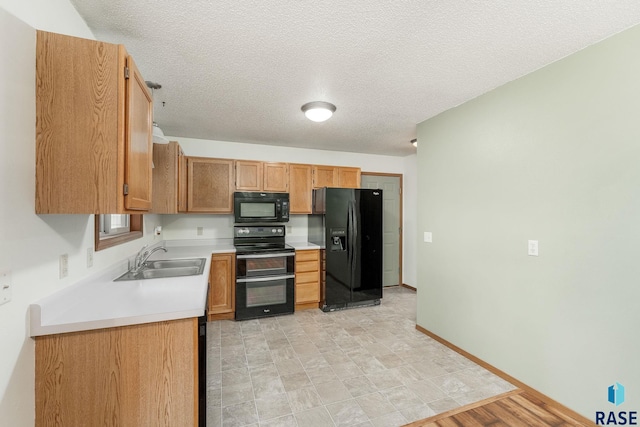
[237,274,295,283]
[236,253,295,259]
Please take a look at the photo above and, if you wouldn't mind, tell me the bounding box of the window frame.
[94,214,143,251]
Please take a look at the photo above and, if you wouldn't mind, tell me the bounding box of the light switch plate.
[424,232,433,243]
[528,240,539,256]
[0,270,11,306]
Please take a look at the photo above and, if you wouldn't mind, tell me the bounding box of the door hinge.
[123,183,129,195]
[124,67,130,79]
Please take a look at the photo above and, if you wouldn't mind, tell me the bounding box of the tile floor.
[206,287,516,427]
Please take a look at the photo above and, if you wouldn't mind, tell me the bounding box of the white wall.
[416,24,640,417]
[0,4,162,425]
[163,137,417,286]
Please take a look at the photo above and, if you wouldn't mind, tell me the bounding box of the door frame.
[361,172,403,288]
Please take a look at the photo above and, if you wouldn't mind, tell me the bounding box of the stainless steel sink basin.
[114,258,206,281]
[146,259,205,269]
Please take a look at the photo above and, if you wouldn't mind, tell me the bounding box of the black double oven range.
[233,192,295,321]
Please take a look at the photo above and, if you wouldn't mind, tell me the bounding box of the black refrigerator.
[308,188,383,312]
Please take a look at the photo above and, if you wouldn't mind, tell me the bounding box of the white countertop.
[287,241,323,250]
[29,241,236,337]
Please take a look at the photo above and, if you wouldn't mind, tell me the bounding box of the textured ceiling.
[69,0,640,157]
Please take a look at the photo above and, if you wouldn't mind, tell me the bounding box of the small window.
[99,214,130,237]
[95,214,143,251]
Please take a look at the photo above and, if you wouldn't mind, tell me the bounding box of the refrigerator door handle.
[347,198,357,292]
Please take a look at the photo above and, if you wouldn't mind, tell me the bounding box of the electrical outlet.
[196,227,204,236]
[528,240,539,256]
[0,270,11,306]
[86,247,94,268]
[59,254,69,278]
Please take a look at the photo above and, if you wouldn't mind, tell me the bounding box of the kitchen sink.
[145,259,205,269]
[114,258,206,281]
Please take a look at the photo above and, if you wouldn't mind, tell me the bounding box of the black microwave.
[234,192,290,223]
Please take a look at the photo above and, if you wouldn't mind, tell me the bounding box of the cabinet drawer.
[296,271,319,284]
[296,282,320,304]
[296,250,319,262]
[296,260,319,273]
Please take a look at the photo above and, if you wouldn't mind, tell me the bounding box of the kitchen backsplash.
[161,214,309,241]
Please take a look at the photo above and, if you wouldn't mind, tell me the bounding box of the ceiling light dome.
[301,101,336,122]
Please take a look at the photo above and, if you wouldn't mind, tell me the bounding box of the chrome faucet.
[132,245,167,272]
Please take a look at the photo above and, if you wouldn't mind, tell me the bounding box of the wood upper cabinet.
[312,165,361,189]
[236,160,289,192]
[208,253,235,321]
[152,141,185,214]
[235,160,263,191]
[187,157,234,213]
[178,149,188,212]
[337,167,361,188]
[289,163,313,214]
[35,31,153,214]
[312,165,337,189]
[35,318,198,426]
[263,162,289,192]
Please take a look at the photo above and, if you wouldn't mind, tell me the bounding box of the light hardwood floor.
[405,389,594,426]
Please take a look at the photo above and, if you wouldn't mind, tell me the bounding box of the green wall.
[416,24,640,417]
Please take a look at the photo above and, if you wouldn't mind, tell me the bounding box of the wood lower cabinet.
[187,157,234,213]
[289,163,313,214]
[208,253,236,321]
[35,318,198,426]
[295,249,320,310]
[35,31,153,214]
[152,141,185,214]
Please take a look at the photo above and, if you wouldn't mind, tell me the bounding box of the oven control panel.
[234,226,285,238]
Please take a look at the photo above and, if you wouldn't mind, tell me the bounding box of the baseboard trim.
[415,324,594,426]
[400,283,417,291]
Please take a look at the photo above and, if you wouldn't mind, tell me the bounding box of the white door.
[361,174,401,287]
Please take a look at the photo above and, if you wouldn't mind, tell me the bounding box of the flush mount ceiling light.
[301,101,336,122]
[410,138,417,147]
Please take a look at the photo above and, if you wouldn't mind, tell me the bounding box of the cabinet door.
[312,165,337,188]
[289,164,312,214]
[209,253,235,317]
[337,167,361,188]
[235,160,263,191]
[295,249,320,308]
[263,162,289,192]
[123,55,153,211]
[36,31,120,214]
[35,319,197,426]
[177,146,188,212]
[188,157,234,213]
[151,141,179,214]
